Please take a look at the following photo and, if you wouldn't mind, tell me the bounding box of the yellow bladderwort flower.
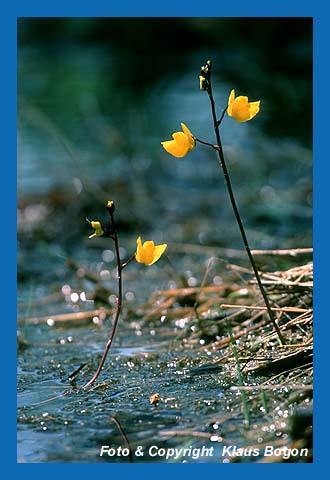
[227,89,260,122]
[88,221,104,238]
[199,75,208,91]
[161,123,196,158]
[135,236,167,266]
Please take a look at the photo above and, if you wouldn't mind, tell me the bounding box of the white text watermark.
[99,444,309,461]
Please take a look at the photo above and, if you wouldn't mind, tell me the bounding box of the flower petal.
[135,236,167,266]
[161,123,196,158]
[227,90,260,122]
[181,123,195,148]
[161,133,191,158]
[147,243,167,265]
[232,96,251,122]
[88,221,104,238]
[135,236,143,263]
[248,101,260,120]
[227,89,235,116]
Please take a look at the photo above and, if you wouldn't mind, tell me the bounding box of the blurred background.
[18,17,312,301]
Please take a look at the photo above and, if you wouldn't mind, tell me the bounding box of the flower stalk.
[84,201,167,387]
[84,202,126,387]
[202,61,285,345]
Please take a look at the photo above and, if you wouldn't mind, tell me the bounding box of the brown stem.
[84,204,124,387]
[206,73,285,345]
[121,253,136,270]
[110,416,133,463]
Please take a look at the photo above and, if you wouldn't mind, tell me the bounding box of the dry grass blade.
[18,308,112,326]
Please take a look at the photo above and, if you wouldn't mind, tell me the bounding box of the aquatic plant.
[83,200,167,387]
[162,60,285,345]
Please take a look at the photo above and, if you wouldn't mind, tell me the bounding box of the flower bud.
[88,221,105,238]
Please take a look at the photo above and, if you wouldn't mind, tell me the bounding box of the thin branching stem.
[121,253,136,270]
[195,137,216,148]
[84,205,125,387]
[206,68,285,345]
[217,107,227,127]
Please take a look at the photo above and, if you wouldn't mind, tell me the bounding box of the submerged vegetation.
[18,248,313,463]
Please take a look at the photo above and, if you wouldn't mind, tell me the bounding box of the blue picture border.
[5,0,326,477]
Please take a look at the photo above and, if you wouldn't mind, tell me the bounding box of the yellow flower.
[107,200,115,211]
[88,221,104,238]
[227,89,260,122]
[135,236,167,266]
[199,75,208,91]
[161,123,196,158]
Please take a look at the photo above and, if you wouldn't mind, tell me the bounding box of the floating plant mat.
[17,253,313,463]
